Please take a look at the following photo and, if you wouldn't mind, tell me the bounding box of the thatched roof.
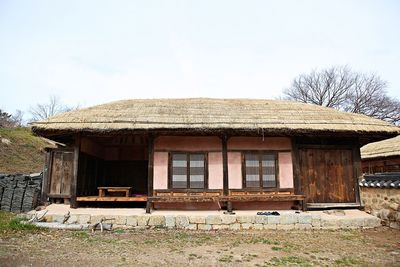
[361,135,400,159]
[31,98,399,137]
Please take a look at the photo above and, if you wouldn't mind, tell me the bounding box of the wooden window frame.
[168,152,209,190]
[242,151,279,190]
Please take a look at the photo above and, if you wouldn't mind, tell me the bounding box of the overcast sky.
[1,0,399,118]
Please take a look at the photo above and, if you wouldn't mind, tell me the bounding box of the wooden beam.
[219,194,305,202]
[146,133,155,213]
[147,134,154,197]
[222,134,229,196]
[41,151,52,203]
[77,196,147,202]
[306,203,361,209]
[291,137,301,196]
[352,138,362,205]
[70,135,80,208]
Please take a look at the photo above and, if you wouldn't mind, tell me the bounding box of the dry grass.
[31,98,399,135]
[361,135,400,159]
[0,127,48,173]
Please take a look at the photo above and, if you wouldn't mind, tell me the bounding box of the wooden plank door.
[299,148,355,203]
[49,150,74,197]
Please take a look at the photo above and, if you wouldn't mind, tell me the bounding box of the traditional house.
[359,136,400,228]
[361,135,400,174]
[31,98,399,213]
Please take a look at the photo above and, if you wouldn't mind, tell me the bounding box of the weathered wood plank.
[77,196,147,202]
[41,151,51,202]
[299,147,355,204]
[70,135,80,208]
[147,134,154,197]
[222,134,229,196]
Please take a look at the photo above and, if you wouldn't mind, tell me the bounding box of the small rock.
[175,215,189,229]
[205,215,222,225]
[126,216,138,226]
[148,215,165,226]
[220,215,236,225]
[389,202,399,211]
[137,215,150,226]
[165,216,175,228]
[198,224,212,231]
[189,216,205,224]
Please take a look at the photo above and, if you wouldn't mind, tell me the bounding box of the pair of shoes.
[256,211,280,216]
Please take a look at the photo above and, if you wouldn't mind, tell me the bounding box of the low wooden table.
[98,187,132,197]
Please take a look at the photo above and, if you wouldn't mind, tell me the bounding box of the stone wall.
[39,211,381,230]
[360,187,400,229]
[0,173,42,213]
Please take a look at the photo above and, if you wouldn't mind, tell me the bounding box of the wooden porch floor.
[76,196,147,202]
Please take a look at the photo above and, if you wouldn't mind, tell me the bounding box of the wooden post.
[41,150,52,203]
[291,137,301,195]
[352,138,362,205]
[146,133,154,213]
[221,134,231,211]
[222,134,229,196]
[70,135,80,209]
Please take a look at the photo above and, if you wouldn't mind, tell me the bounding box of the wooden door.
[299,148,355,203]
[49,150,74,197]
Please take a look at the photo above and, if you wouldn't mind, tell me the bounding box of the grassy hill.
[0,127,49,174]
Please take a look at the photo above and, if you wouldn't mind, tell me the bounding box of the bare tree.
[12,109,25,127]
[29,95,74,121]
[0,109,15,128]
[283,66,400,125]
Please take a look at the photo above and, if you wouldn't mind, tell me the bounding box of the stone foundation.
[37,211,381,230]
[360,187,400,229]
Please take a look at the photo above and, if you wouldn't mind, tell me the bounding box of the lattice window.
[171,153,206,189]
[244,152,277,188]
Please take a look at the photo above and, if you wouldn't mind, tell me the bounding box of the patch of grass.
[188,253,202,260]
[71,231,90,239]
[334,256,363,265]
[268,256,312,267]
[174,232,190,240]
[340,231,362,241]
[247,237,279,245]
[144,239,157,245]
[114,229,125,234]
[0,211,41,234]
[241,253,258,262]
[219,255,234,263]
[0,127,48,173]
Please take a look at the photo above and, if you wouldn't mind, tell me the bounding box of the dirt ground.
[0,227,399,267]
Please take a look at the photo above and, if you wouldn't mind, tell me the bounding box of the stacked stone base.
[361,187,400,229]
[40,212,381,230]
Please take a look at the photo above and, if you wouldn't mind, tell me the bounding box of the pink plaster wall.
[278,152,294,188]
[154,136,222,151]
[152,136,294,191]
[228,137,291,150]
[153,152,168,189]
[228,152,242,189]
[208,152,223,189]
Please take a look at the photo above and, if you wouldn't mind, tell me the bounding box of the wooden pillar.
[41,150,52,203]
[146,134,154,213]
[221,134,231,212]
[70,135,80,209]
[222,134,229,196]
[352,138,362,205]
[291,137,301,195]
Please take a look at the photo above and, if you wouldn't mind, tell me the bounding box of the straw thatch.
[361,135,400,159]
[31,98,399,136]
